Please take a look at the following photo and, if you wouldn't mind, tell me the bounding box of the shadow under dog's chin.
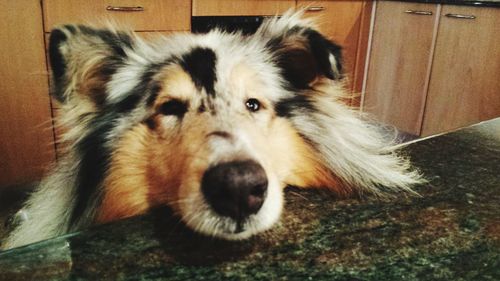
[149,207,264,265]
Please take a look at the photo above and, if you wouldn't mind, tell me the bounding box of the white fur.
[2,159,77,249]
[293,84,421,196]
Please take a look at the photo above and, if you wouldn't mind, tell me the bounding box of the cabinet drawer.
[193,0,295,16]
[43,0,190,32]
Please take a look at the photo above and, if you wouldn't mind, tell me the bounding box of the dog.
[2,12,422,250]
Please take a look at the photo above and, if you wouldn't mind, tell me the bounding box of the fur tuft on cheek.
[97,124,155,223]
[267,118,348,194]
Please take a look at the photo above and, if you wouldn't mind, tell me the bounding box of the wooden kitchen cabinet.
[43,0,191,31]
[363,1,438,135]
[298,0,372,95]
[421,5,500,136]
[364,1,499,137]
[193,0,295,16]
[0,1,56,186]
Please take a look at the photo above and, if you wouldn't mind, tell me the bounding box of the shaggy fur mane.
[2,11,422,250]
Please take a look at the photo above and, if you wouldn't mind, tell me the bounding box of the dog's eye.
[159,100,188,117]
[245,98,261,112]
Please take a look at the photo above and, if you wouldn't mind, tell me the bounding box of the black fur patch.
[63,24,77,34]
[275,94,315,118]
[180,47,217,95]
[304,29,343,80]
[78,26,134,58]
[114,92,143,113]
[267,27,343,90]
[158,100,188,117]
[71,115,114,227]
[276,47,319,90]
[146,82,163,107]
[48,29,68,103]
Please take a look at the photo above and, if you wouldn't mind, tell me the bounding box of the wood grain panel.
[193,0,295,16]
[351,0,373,105]
[421,6,500,136]
[364,1,438,135]
[43,0,191,32]
[0,1,55,186]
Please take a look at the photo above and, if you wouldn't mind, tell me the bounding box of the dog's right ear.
[49,25,134,107]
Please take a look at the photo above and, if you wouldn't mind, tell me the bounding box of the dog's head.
[49,12,419,240]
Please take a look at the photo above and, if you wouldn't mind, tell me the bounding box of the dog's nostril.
[201,160,268,221]
[250,183,266,197]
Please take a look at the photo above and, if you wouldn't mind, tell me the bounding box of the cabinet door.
[364,1,438,135]
[0,1,55,186]
[421,6,500,136]
[193,0,295,16]
[298,0,369,93]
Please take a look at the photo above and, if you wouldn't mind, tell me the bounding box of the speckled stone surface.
[1,118,499,281]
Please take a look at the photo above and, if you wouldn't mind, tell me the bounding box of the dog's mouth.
[177,159,283,240]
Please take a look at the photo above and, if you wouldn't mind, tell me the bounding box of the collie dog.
[2,12,421,249]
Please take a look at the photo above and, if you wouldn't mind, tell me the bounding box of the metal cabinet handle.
[106,6,144,12]
[306,6,325,12]
[445,13,476,19]
[404,10,433,16]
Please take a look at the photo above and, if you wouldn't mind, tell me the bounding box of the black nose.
[201,160,268,220]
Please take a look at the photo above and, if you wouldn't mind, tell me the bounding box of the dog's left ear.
[256,15,343,89]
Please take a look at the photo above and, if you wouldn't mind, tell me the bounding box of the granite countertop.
[385,0,500,7]
[1,118,499,280]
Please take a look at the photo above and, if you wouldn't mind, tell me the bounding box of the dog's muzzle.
[201,160,268,225]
